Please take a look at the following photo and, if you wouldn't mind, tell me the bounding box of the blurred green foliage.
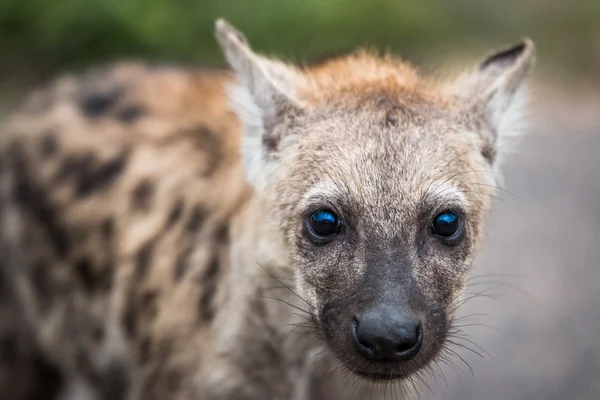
[0,0,599,84]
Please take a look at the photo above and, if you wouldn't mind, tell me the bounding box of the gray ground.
[429,90,600,400]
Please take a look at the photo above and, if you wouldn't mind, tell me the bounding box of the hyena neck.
[212,194,322,396]
[226,193,308,336]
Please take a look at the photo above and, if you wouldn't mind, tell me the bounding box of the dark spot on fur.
[75,348,93,374]
[165,371,181,391]
[139,337,151,364]
[39,131,59,158]
[131,179,154,211]
[0,335,18,364]
[98,262,114,292]
[74,257,95,292]
[12,145,69,256]
[92,326,105,342]
[122,302,137,338]
[372,95,404,128]
[139,338,177,394]
[186,205,206,232]
[173,246,192,282]
[214,223,229,244]
[0,265,7,301]
[101,217,115,242]
[30,261,53,309]
[29,353,65,400]
[481,42,527,70]
[262,134,279,153]
[135,240,154,279]
[117,106,146,124]
[55,150,129,197]
[141,290,158,314]
[74,256,112,293]
[189,125,221,176]
[383,109,399,127]
[481,142,496,164]
[75,150,129,197]
[98,361,130,400]
[80,87,123,117]
[123,289,158,342]
[174,204,209,282]
[198,253,220,322]
[165,199,184,230]
[55,154,94,185]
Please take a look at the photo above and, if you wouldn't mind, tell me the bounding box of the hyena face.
[216,20,534,380]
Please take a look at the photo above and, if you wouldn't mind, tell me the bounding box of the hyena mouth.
[352,368,406,382]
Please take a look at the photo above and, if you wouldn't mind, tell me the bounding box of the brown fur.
[0,20,534,400]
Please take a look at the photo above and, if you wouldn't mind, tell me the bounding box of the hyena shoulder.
[0,61,253,399]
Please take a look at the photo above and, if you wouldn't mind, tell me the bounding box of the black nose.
[351,308,422,362]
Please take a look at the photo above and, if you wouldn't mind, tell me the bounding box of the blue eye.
[431,211,462,239]
[313,211,336,224]
[305,209,342,243]
[437,212,457,224]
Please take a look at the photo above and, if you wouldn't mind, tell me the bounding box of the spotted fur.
[0,20,534,400]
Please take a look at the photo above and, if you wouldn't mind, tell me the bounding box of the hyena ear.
[215,19,307,188]
[446,39,535,165]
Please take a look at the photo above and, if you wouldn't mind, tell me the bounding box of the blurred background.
[1,0,599,399]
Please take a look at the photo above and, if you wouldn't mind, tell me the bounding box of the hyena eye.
[430,210,463,240]
[304,209,343,244]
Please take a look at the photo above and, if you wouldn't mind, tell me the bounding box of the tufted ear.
[446,39,535,165]
[215,19,306,189]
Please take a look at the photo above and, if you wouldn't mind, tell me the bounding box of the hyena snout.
[351,305,423,362]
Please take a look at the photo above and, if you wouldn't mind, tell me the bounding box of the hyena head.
[216,20,534,380]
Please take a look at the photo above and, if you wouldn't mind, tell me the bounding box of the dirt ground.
[428,88,600,400]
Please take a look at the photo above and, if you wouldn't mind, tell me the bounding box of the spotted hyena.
[0,19,534,400]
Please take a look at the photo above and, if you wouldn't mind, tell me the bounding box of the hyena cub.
[0,19,534,400]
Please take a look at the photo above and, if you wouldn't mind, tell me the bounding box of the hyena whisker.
[467,271,525,281]
[465,181,524,202]
[465,280,530,297]
[412,370,434,396]
[252,295,312,317]
[424,168,497,204]
[256,262,316,311]
[441,345,475,377]
[262,285,296,291]
[447,336,492,358]
[309,348,332,367]
[422,148,483,198]
[465,280,524,291]
[451,322,497,330]
[445,339,486,359]
[449,287,505,313]
[437,353,464,377]
[406,376,424,400]
[245,273,295,283]
[435,185,505,202]
[451,312,495,322]
[426,361,449,386]
[287,322,316,329]
[288,323,317,334]
[291,312,314,323]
